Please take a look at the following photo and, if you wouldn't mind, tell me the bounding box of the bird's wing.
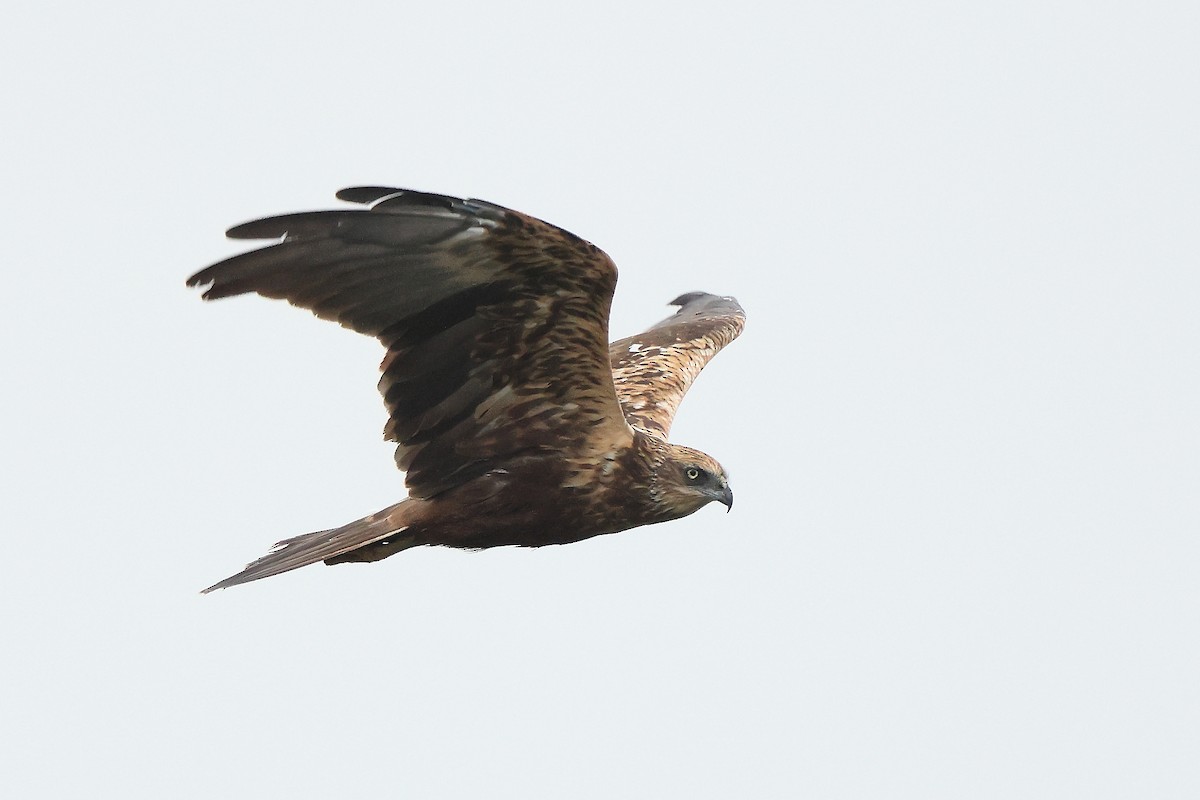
[189,187,633,499]
[608,293,745,440]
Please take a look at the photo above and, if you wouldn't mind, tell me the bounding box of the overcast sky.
[3,1,1198,797]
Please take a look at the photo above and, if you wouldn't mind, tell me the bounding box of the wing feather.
[188,187,633,499]
[608,292,745,440]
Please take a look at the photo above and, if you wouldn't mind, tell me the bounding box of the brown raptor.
[189,187,745,592]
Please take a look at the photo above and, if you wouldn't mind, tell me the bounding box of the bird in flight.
[189,187,745,592]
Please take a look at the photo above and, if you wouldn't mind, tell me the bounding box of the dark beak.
[716,482,733,512]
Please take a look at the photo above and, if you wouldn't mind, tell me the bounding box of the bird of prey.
[189,187,745,592]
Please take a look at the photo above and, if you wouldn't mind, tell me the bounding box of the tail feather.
[201,500,420,593]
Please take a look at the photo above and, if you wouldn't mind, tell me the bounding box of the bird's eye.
[685,467,701,481]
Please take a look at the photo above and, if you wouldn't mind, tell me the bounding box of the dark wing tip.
[186,185,507,298]
[644,292,744,333]
[224,218,288,240]
[667,291,744,316]
[335,186,405,204]
[225,210,356,240]
[336,186,463,213]
[185,264,224,294]
[670,291,714,306]
[184,270,248,300]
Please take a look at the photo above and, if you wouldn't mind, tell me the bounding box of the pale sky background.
[3,2,1198,798]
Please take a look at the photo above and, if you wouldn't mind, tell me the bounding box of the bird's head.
[651,443,734,519]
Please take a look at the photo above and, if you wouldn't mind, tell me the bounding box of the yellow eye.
[685,467,701,481]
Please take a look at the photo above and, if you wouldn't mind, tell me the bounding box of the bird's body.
[190,187,744,592]
[322,434,695,563]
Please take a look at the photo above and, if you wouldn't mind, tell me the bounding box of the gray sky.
[3,1,1198,797]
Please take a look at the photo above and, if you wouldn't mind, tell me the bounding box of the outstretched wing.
[188,187,633,499]
[608,292,745,440]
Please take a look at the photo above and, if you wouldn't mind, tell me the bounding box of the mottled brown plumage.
[190,187,745,592]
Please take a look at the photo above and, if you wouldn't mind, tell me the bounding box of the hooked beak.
[714,482,733,512]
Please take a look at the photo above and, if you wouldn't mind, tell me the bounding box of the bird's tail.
[200,500,423,593]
